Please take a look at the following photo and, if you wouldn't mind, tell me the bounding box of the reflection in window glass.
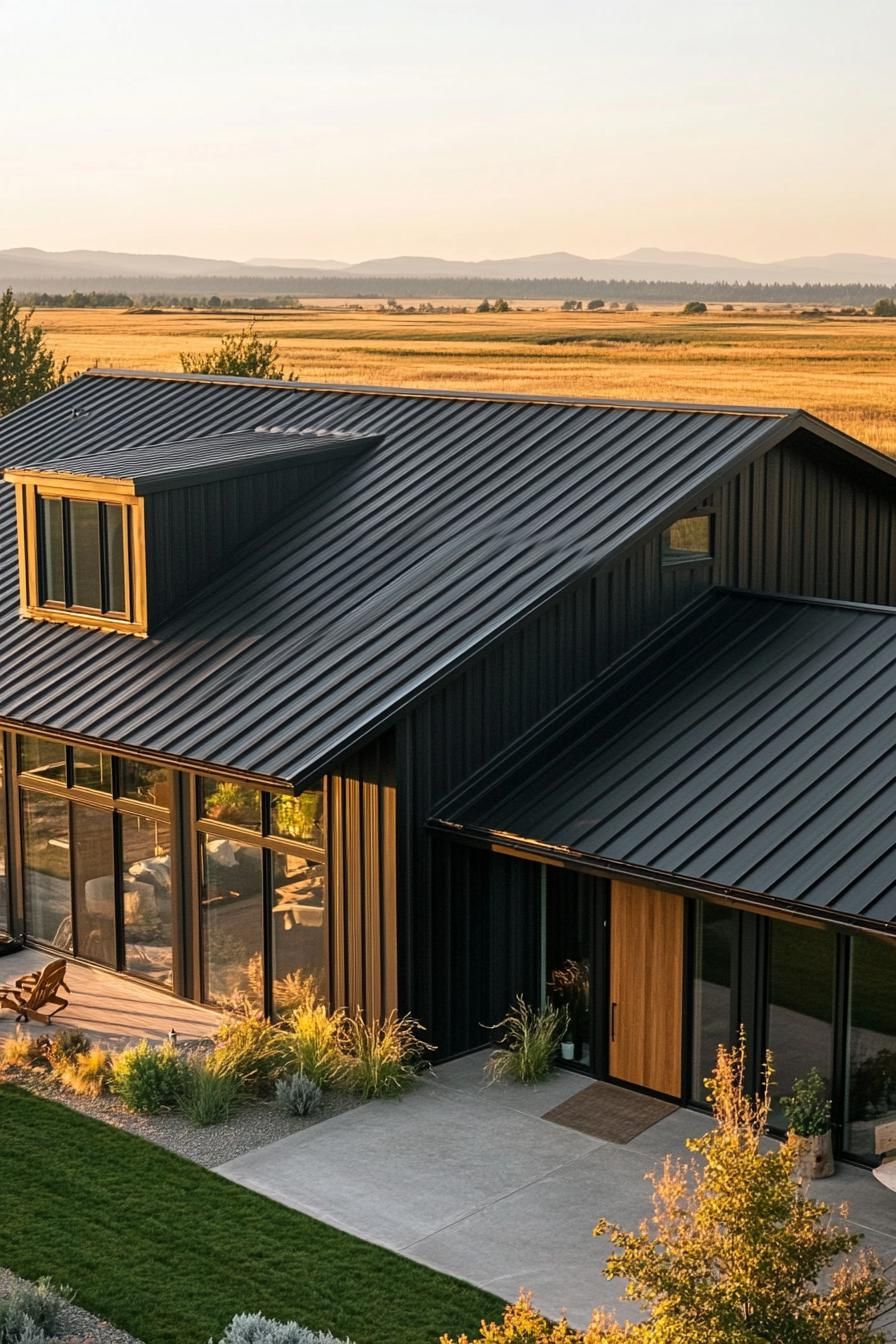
[845,935,896,1161]
[691,902,735,1103]
[72,804,115,967]
[767,920,836,1129]
[18,735,66,784]
[200,778,261,831]
[200,835,263,1008]
[271,850,327,1014]
[270,787,324,846]
[38,496,65,603]
[662,515,712,565]
[121,760,170,809]
[122,813,173,986]
[22,791,71,950]
[104,504,126,614]
[72,746,113,794]
[69,500,103,609]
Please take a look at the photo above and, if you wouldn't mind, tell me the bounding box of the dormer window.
[38,495,128,616]
[9,478,147,635]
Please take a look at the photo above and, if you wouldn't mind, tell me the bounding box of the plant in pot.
[547,959,590,1064]
[781,1067,834,1180]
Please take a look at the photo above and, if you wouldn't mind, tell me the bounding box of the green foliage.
[212,1312,354,1342]
[0,1084,503,1344]
[486,996,567,1085]
[586,299,605,310]
[56,1046,111,1098]
[275,1071,323,1117]
[561,299,583,311]
[781,1066,832,1137]
[491,298,510,313]
[591,1036,896,1342]
[0,1276,72,1343]
[338,1011,433,1099]
[208,1007,291,1094]
[179,322,289,378]
[109,1040,186,1113]
[871,297,896,317]
[682,300,708,314]
[0,289,68,416]
[476,299,491,312]
[179,1056,242,1125]
[283,1000,347,1088]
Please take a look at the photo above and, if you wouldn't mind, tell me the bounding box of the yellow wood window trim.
[14,481,148,636]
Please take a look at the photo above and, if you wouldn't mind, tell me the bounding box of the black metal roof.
[0,369,891,787]
[3,428,381,493]
[433,589,896,929]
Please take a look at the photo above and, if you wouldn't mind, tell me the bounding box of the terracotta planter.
[792,1130,835,1180]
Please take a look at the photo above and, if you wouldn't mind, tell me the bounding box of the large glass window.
[766,920,836,1129]
[122,813,173,985]
[544,869,593,1069]
[72,804,116,967]
[22,791,71,950]
[198,775,327,1015]
[36,494,129,617]
[844,935,896,1162]
[200,836,264,1009]
[691,901,735,1103]
[18,739,173,984]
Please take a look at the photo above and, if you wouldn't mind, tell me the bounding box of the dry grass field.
[33,304,896,454]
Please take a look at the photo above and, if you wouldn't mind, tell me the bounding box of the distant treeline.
[13,275,896,306]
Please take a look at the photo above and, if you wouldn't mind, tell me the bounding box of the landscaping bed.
[0,1266,143,1344]
[0,1061,361,1167]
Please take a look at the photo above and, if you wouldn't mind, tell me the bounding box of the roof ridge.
[80,367,797,420]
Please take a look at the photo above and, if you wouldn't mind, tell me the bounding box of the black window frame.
[36,493,130,618]
[661,512,715,567]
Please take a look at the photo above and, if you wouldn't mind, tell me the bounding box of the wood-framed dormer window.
[9,475,147,635]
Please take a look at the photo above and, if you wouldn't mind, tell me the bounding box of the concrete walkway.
[215,1051,896,1329]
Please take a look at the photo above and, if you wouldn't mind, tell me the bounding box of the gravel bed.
[2,1065,364,1168]
[0,1266,143,1344]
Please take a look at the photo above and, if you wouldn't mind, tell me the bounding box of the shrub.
[440,1292,587,1343]
[275,1071,323,1117]
[1,1030,43,1071]
[109,1040,186,1113]
[283,1001,347,1088]
[338,1011,433,1099]
[44,1028,91,1074]
[179,1057,243,1125]
[0,1276,72,1342]
[486,996,567,1085]
[871,297,896,317]
[208,1008,290,1094]
[212,1313,354,1344]
[682,300,707,315]
[56,1046,110,1097]
[781,1066,832,1137]
[586,299,604,310]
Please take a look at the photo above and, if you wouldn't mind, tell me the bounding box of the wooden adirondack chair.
[0,957,70,1024]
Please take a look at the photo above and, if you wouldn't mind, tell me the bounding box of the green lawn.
[0,1085,503,1344]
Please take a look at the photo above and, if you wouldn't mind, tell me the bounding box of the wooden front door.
[609,881,684,1097]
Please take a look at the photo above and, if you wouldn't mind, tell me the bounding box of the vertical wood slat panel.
[328,731,397,1019]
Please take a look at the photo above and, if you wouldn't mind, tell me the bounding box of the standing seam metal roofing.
[432,589,896,928]
[0,370,889,786]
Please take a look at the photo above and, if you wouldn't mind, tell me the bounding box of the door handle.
[611,1000,618,1043]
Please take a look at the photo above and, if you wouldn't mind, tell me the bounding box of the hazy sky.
[3,0,895,262]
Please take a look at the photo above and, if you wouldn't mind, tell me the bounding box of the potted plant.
[781,1067,834,1179]
[547,959,590,1064]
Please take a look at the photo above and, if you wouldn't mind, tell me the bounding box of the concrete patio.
[0,945,220,1048]
[216,1049,896,1331]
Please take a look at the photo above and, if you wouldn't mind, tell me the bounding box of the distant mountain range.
[4,244,896,286]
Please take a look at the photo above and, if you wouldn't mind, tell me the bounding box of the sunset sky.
[3,0,894,262]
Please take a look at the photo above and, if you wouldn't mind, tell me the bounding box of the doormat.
[543,1081,677,1144]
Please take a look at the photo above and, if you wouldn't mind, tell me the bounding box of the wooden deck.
[0,946,220,1047]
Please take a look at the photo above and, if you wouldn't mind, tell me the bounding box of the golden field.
[33,303,896,454]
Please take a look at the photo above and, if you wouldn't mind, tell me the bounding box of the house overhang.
[428,817,896,941]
